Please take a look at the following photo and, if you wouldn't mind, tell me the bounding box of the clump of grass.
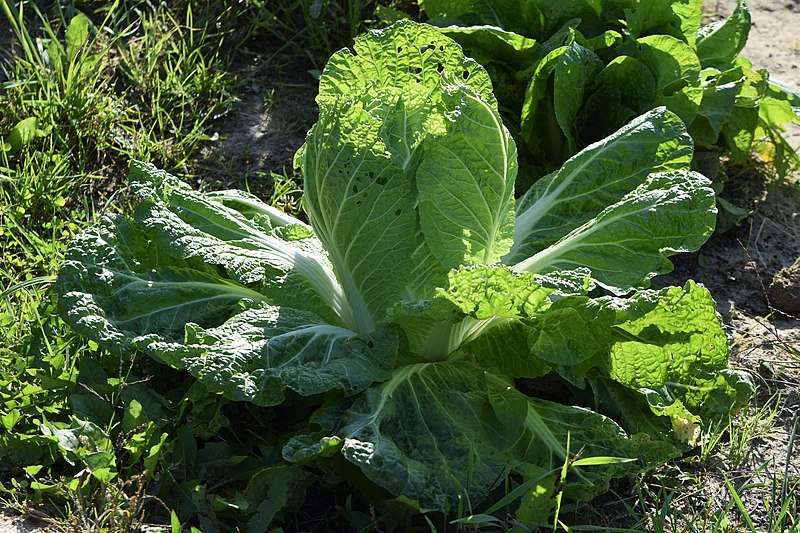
[113,3,238,173]
[253,0,389,67]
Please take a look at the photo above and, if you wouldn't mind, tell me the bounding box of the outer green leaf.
[510,109,713,291]
[57,215,264,356]
[592,282,754,438]
[128,162,346,325]
[56,183,394,406]
[696,0,750,69]
[512,109,692,259]
[512,399,668,501]
[336,361,518,512]
[635,34,702,125]
[514,170,716,290]
[172,305,396,406]
[608,282,729,389]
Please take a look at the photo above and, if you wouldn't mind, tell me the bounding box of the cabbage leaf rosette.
[57,21,752,517]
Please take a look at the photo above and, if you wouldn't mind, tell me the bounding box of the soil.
[3,0,799,531]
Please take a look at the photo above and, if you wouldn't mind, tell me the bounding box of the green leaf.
[41,417,116,476]
[332,362,524,512]
[608,282,729,389]
[57,176,395,406]
[553,42,604,152]
[437,265,552,320]
[578,55,657,143]
[420,0,546,36]
[520,44,571,169]
[696,0,750,69]
[177,305,397,406]
[129,161,345,326]
[389,265,553,363]
[635,34,703,125]
[1,409,22,432]
[625,0,702,46]
[432,24,540,72]
[525,296,615,366]
[65,12,91,60]
[5,117,40,153]
[689,67,746,145]
[511,109,714,291]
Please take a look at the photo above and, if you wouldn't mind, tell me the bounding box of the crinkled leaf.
[128,162,345,325]
[57,215,263,356]
[389,266,552,361]
[594,282,754,435]
[336,362,517,512]
[160,305,396,406]
[57,173,394,406]
[437,266,552,320]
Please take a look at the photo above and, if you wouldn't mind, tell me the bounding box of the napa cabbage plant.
[57,21,752,518]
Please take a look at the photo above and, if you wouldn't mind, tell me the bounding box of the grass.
[1,1,799,531]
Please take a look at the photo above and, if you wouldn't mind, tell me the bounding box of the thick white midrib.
[244,231,350,325]
[327,245,374,334]
[111,278,268,324]
[354,363,429,432]
[512,197,657,274]
[271,324,357,367]
[463,91,512,264]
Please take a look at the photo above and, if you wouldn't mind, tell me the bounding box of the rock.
[769,257,800,315]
